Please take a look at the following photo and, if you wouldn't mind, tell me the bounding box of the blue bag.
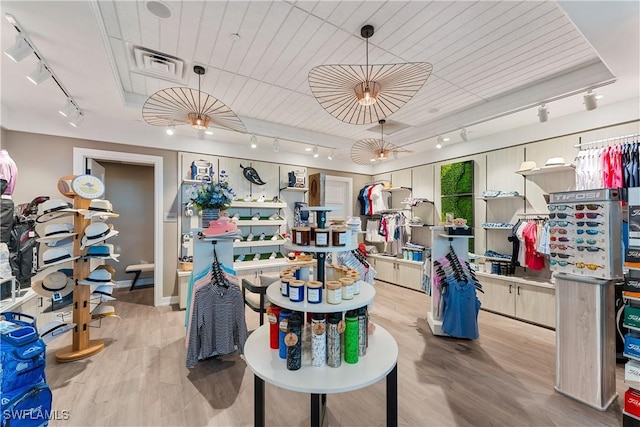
[0,313,46,392]
[1,382,52,427]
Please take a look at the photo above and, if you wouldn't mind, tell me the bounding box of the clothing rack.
[363,180,389,186]
[516,212,549,220]
[574,133,640,148]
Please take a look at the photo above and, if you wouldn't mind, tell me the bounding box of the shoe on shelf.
[268,213,281,220]
[259,233,266,241]
[256,195,266,203]
[236,254,245,262]
[270,234,280,241]
[246,233,255,241]
[272,196,279,202]
[251,213,261,221]
[231,212,240,221]
[234,238,241,243]
[243,194,252,201]
[253,253,261,261]
[269,252,277,259]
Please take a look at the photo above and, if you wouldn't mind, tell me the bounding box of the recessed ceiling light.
[230,33,241,41]
[428,107,440,114]
[305,147,312,152]
[204,130,213,135]
[442,137,450,142]
[146,0,172,19]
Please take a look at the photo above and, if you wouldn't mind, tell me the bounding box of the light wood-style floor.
[45,281,625,426]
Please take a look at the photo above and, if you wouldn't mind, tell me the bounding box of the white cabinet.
[515,283,555,328]
[367,255,423,291]
[476,272,555,328]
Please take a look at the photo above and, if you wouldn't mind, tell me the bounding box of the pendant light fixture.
[350,119,411,164]
[142,65,246,135]
[308,25,433,125]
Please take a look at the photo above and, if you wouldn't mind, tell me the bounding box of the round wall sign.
[71,175,105,199]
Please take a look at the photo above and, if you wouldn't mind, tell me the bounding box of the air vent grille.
[131,45,185,82]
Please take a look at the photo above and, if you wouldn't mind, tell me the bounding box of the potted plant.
[190,170,235,227]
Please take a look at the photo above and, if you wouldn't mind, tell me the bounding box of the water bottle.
[286,313,302,371]
[311,313,326,367]
[358,307,367,357]
[267,305,281,350]
[327,312,342,368]
[278,309,292,359]
[344,310,359,364]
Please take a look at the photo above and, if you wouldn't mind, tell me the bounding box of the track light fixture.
[26,61,51,85]
[435,136,444,149]
[166,124,175,136]
[68,109,84,127]
[4,34,32,63]
[205,130,213,135]
[250,134,258,149]
[273,138,280,152]
[58,98,74,117]
[460,128,468,142]
[538,104,549,122]
[327,149,334,160]
[313,145,319,158]
[5,14,84,126]
[583,90,600,111]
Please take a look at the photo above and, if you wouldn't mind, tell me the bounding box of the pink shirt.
[0,150,18,195]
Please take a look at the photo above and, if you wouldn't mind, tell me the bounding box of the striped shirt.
[186,279,248,368]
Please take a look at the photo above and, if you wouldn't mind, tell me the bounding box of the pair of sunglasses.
[576,262,604,270]
[577,221,603,227]
[549,205,571,211]
[549,221,572,227]
[576,238,599,245]
[575,204,603,211]
[550,236,571,242]
[550,253,572,258]
[577,246,604,252]
[550,228,567,234]
[549,259,573,266]
[549,213,572,219]
[575,212,602,219]
[550,244,573,250]
[577,229,604,235]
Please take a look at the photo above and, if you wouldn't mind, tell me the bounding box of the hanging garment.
[441,279,481,340]
[186,281,248,368]
[523,221,545,270]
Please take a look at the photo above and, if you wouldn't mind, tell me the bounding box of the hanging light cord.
[197,73,202,116]
[365,36,369,85]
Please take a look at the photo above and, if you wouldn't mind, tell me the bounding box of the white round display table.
[244,323,398,427]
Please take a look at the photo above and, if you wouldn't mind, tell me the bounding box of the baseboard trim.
[161,296,179,306]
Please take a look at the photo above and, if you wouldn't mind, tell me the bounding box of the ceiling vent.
[130,45,185,83]
[366,120,411,135]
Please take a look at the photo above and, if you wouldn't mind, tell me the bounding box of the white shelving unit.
[515,164,575,176]
[266,281,375,313]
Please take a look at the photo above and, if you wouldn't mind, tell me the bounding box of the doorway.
[325,175,353,221]
[73,148,164,306]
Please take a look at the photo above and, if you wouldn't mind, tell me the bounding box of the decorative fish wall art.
[240,164,266,185]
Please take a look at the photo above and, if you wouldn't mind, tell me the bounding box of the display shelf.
[516,165,575,176]
[235,219,286,226]
[482,225,514,230]
[233,258,313,272]
[229,201,286,209]
[477,195,525,200]
[480,256,512,263]
[625,294,640,303]
[233,239,284,248]
[182,178,209,184]
[407,223,434,227]
[244,323,397,394]
[623,411,640,422]
[368,253,423,266]
[625,353,640,363]
[382,187,411,192]
[438,233,473,239]
[266,281,375,313]
[280,187,308,192]
[284,242,358,253]
[625,324,640,333]
[301,206,340,212]
[201,233,242,242]
[475,271,555,289]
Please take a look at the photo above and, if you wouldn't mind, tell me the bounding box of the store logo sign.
[551,191,602,202]
[628,343,640,352]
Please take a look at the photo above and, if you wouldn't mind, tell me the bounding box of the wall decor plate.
[71,175,105,199]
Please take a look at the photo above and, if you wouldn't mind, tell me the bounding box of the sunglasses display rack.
[548,189,622,280]
[552,189,622,411]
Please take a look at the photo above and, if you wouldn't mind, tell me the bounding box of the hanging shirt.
[516,222,527,266]
[537,222,551,256]
[523,222,545,270]
[0,150,18,196]
[186,281,248,368]
[441,279,480,339]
